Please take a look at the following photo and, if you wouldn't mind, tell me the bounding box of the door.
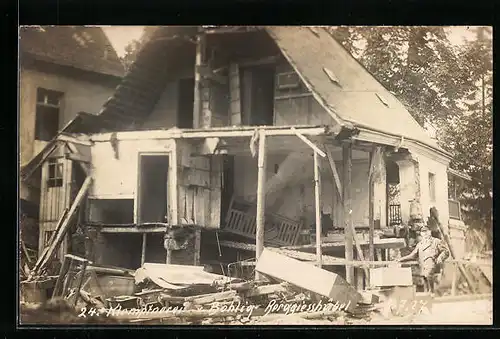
[138,155,170,224]
[177,78,195,128]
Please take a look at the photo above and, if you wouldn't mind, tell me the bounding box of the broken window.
[428,172,436,203]
[35,88,63,141]
[47,159,63,188]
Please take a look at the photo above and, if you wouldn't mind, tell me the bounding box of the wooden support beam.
[141,233,147,266]
[193,32,206,129]
[313,152,322,267]
[342,143,354,285]
[325,145,342,200]
[291,127,326,157]
[255,129,267,280]
[194,230,201,266]
[368,147,376,263]
[167,140,179,264]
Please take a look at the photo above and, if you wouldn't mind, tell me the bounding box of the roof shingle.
[20,26,125,78]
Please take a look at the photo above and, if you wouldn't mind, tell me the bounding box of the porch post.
[313,151,322,267]
[141,233,147,266]
[342,142,354,284]
[255,129,267,280]
[167,139,178,264]
[368,148,376,262]
[193,30,206,129]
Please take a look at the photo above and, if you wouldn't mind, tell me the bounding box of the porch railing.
[388,204,402,225]
[223,197,302,246]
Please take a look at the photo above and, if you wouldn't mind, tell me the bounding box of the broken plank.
[256,248,361,307]
[291,127,326,157]
[32,177,93,276]
[244,284,287,297]
[189,290,237,305]
[325,145,342,200]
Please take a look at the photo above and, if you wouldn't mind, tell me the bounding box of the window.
[428,172,436,203]
[276,72,301,90]
[35,88,63,141]
[47,159,64,188]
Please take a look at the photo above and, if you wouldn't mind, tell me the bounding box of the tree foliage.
[330,26,492,233]
[120,27,156,72]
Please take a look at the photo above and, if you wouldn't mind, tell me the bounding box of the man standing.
[398,226,450,294]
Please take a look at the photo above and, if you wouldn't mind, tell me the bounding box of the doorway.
[177,78,195,128]
[241,64,275,126]
[138,154,170,224]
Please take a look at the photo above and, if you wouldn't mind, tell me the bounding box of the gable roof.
[265,26,445,155]
[71,26,448,157]
[19,26,125,78]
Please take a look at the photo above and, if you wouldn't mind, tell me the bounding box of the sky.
[102,26,145,57]
[102,26,481,58]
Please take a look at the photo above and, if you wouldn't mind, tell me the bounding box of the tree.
[329,26,469,126]
[440,27,492,235]
[330,26,493,235]
[120,27,156,72]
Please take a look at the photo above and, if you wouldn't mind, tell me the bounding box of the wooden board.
[229,63,242,126]
[369,267,413,287]
[255,248,361,308]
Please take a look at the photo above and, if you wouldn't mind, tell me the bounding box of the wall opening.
[35,88,64,141]
[100,233,142,269]
[241,64,275,126]
[221,155,235,223]
[177,78,195,128]
[87,199,134,224]
[386,160,401,225]
[428,172,436,203]
[138,154,169,224]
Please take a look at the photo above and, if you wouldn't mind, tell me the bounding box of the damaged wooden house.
[21,26,464,289]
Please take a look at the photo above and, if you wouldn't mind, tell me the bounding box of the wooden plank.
[291,127,326,157]
[434,213,476,294]
[98,227,167,233]
[244,284,287,297]
[229,63,241,126]
[313,152,322,267]
[169,141,179,226]
[325,146,342,200]
[32,176,92,276]
[368,147,376,263]
[369,267,413,287]
[141,233,147,266]
[255,248,361,308]
[255,129,267,281]
[342,143,354,284]
[194,230,201,266]
[193,33,205,129]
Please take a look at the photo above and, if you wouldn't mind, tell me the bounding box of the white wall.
[20,68,117,166]
[89,136,175,199]
[416,154,450,231]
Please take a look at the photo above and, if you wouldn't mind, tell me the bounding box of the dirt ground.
[221,296,493,326]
